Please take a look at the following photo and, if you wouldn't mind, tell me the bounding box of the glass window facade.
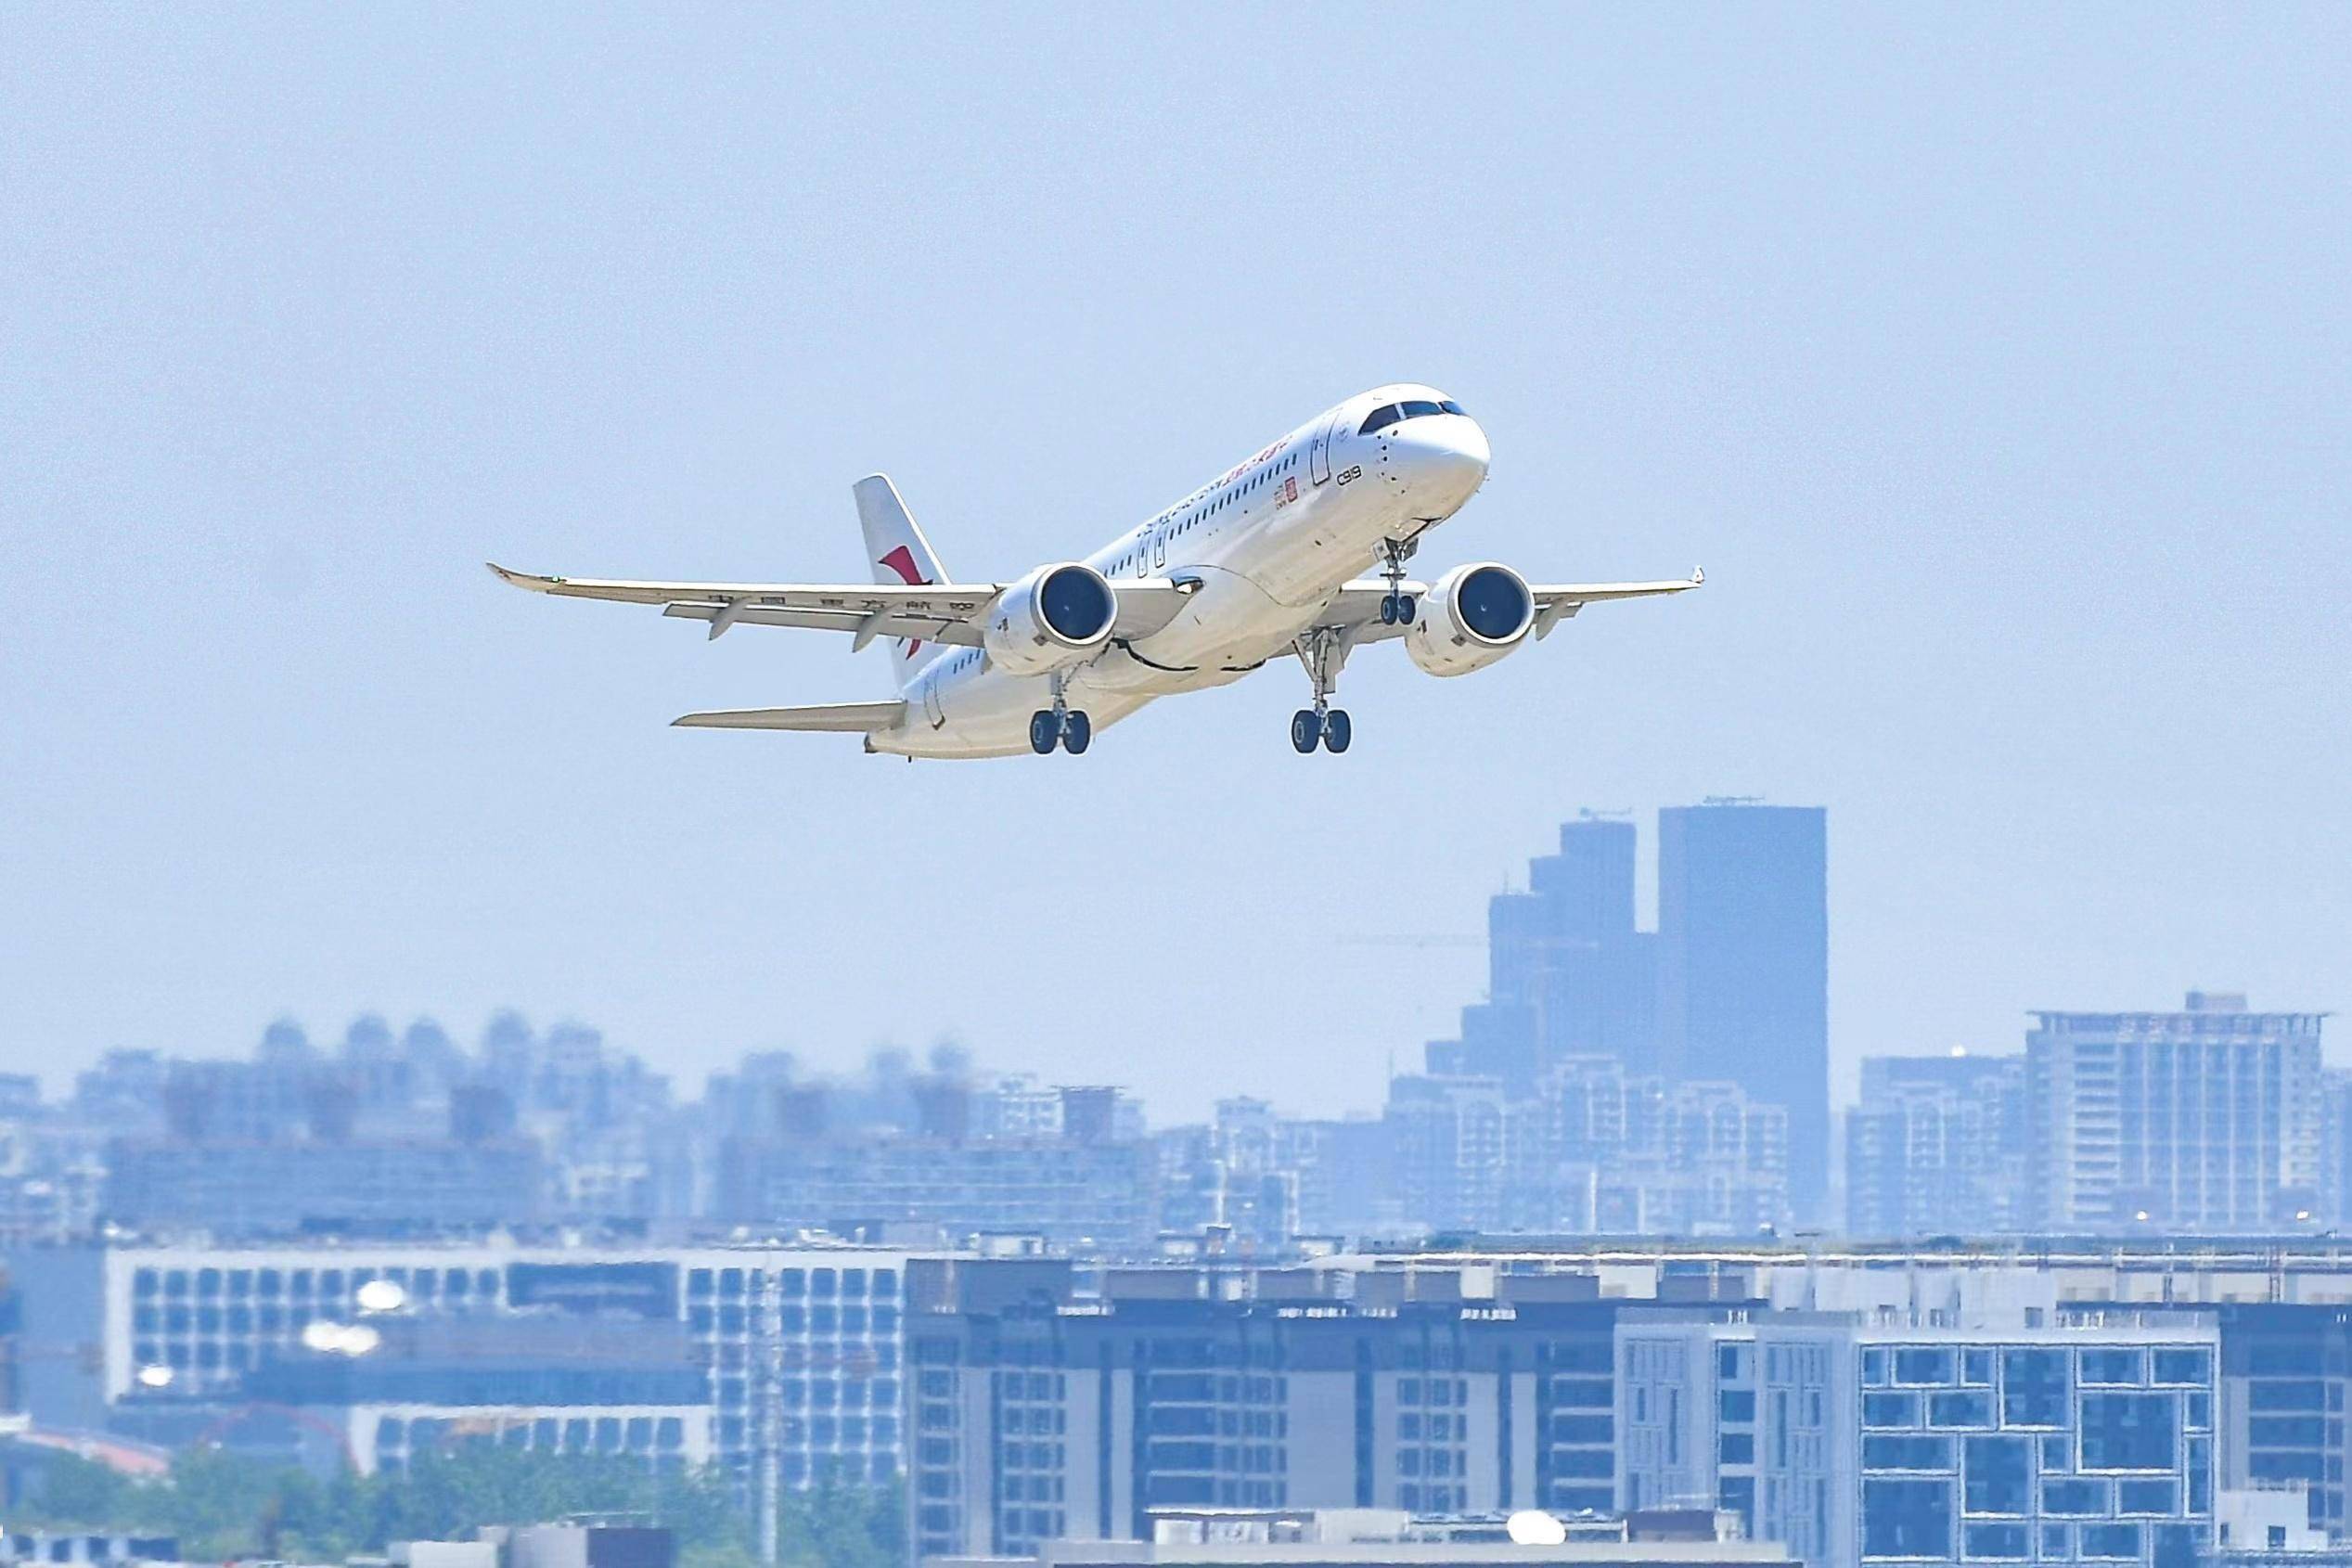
[1855,1332,2213,1565]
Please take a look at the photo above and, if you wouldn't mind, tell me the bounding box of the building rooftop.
[934,1508,1793,1567]
[2028,992,2329,1032]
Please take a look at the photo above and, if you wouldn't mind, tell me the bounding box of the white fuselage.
[874,384,1491,758]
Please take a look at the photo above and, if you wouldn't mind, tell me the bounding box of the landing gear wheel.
[1377,536,1418,626]
[1061,711,1092,754]
[1321,709,1352,753]
[1029,711,1060,755]
[1291,710,1321,754]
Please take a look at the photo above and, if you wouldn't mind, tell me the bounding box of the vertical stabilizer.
[855,474,953,684]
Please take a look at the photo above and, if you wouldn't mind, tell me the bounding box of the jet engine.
[1405,562,1536,676]
[983,562,1119,675]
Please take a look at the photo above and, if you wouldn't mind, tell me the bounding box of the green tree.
[13,1450,159,1531]
[775,1480,905,1568]
[9,1444,890,1562]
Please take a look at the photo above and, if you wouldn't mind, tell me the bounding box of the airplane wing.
[673,700,906,732]
[1523,571,1705,636]
[486,564,1189,648]
[1320,569,1703,644]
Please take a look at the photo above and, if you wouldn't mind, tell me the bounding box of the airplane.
[490,384,1700,758]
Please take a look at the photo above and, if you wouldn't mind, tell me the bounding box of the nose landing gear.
[1376,536,1420,627]
[1029,671,1092,755]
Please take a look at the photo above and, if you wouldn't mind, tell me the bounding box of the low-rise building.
[2214,1487,2342,1562]
[6,1235,956,1498]
[229,1312,713,1474]
[1620,1305,2218,1565]
[905,1259,1629,1563]
[0,1531,177,1566]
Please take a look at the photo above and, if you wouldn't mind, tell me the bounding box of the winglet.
[1692,566,1705,585]
[486,562,563,593]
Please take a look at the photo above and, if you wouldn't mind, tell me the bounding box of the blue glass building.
[1658,802,1831,1221]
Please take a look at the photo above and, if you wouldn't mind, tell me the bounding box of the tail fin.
[855,474,952,684]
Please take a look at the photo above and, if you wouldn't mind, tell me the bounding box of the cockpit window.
[1364,399,1467,434]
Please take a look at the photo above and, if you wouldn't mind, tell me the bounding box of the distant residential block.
[2026,993,2326,1232]
[1550,1060,1791,1237]
[1845,1052,2030,1238]
[102,1137,544,1234]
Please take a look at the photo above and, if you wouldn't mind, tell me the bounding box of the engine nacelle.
[983,562,1118,675]
[1405,562,1536,677]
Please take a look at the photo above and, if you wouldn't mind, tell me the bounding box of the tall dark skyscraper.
[1438,814,1660,1091]
[1526,815,1658,1066]
[1658,801,1830,1220]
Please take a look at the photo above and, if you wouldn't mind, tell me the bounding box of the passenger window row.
[1116,451,1302,573]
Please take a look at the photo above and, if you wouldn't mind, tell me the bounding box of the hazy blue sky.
[4,6,2346,1120]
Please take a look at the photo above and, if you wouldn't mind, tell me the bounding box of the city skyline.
[9,800,2332,1127]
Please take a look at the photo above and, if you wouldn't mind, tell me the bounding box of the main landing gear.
[1030,673,1091,755]
[1375,535,1419,627]
[1291,706,1351,753]
[1291,627,1352,754]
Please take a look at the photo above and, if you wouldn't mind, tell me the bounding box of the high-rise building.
[2025,993,2326,1232]
[1482,816,1663,1073]
[2320,1072,2352,1230]
[1436,816,1660,1091]
[1657,803,1831,1221]
[1411,804,1826,1238]
[1845,1053,2030,1238]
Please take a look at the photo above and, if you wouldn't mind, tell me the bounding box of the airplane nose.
[1398,416,1490,507]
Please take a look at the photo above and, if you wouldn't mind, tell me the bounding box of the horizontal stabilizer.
[672,700,906,733]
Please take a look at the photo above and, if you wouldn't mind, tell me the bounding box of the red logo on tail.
[877,546,932,658]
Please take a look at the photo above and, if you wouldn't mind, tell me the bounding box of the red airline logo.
[877,546,932,657]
